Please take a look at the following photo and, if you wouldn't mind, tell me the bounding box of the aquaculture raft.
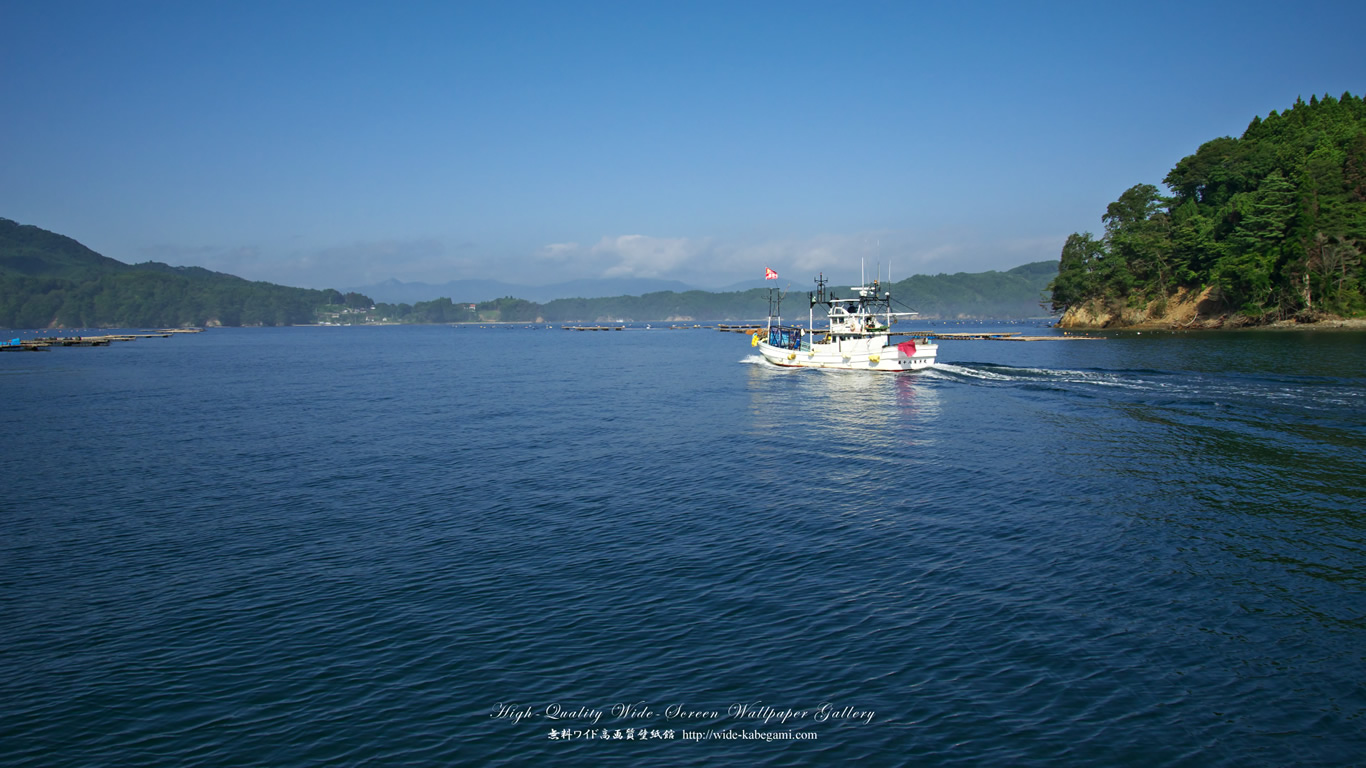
[1,330,205,352]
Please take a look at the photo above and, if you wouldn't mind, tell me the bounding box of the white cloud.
[539,242,581,260]
[589,234,708,278]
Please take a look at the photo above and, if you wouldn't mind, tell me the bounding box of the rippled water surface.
[2,325,1363,766]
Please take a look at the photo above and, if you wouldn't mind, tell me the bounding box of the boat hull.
[757,337,937,372]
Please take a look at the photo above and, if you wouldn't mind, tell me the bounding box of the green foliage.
[479,296,541,322]
[0,268,336,329]
[343,292,373,309]
[0,219,347,328]
[890,264,1056,319]
[1048,233,1106,312]
[0,217,128,278]
[409,298,478,323]
[1054,92,1366,320]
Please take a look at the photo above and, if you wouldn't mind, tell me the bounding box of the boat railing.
[767,325,805,351]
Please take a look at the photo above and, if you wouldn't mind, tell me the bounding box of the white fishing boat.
[752,272,937,371]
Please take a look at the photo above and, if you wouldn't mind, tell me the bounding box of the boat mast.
[888,262,892,328]
[810,272,827,333]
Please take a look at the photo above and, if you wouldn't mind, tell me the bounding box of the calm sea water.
[2,324,1363,767]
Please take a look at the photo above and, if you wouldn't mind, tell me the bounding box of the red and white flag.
[764,268,779,280]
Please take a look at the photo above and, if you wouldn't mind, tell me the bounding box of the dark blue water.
[3,325,1363,766]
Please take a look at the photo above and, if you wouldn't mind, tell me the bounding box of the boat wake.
[744,357,1168,392]
[927,362,1023,382]
[925,361,1365,420]
[929,362,1176,392]
[737,357,1355,418]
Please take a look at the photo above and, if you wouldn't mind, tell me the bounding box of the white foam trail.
[932,363,1016,381]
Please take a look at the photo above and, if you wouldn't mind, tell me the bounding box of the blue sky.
[4,0,1363,290]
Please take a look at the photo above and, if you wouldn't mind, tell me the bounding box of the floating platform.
[2,330,204,353]
[561,325,625,331]
[33,335,123,346]
[0,340,49,351]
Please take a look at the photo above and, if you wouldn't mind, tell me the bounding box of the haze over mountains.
[349,277,693,305]
[346,275,790,304]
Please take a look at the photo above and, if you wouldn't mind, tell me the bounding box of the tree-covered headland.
[1050,93,1366,327]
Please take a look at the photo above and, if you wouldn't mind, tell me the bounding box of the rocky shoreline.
[1057,287,1366,331]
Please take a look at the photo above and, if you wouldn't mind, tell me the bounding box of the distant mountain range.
[347,274,945,304]
[349,276,702,304]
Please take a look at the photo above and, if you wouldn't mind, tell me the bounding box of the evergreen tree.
[1052,93,1366,322]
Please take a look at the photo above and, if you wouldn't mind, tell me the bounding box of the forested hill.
[893,260,1055,319]
[0,218,365,328]
[1049,93,1366,326]
[0,217,129,278]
